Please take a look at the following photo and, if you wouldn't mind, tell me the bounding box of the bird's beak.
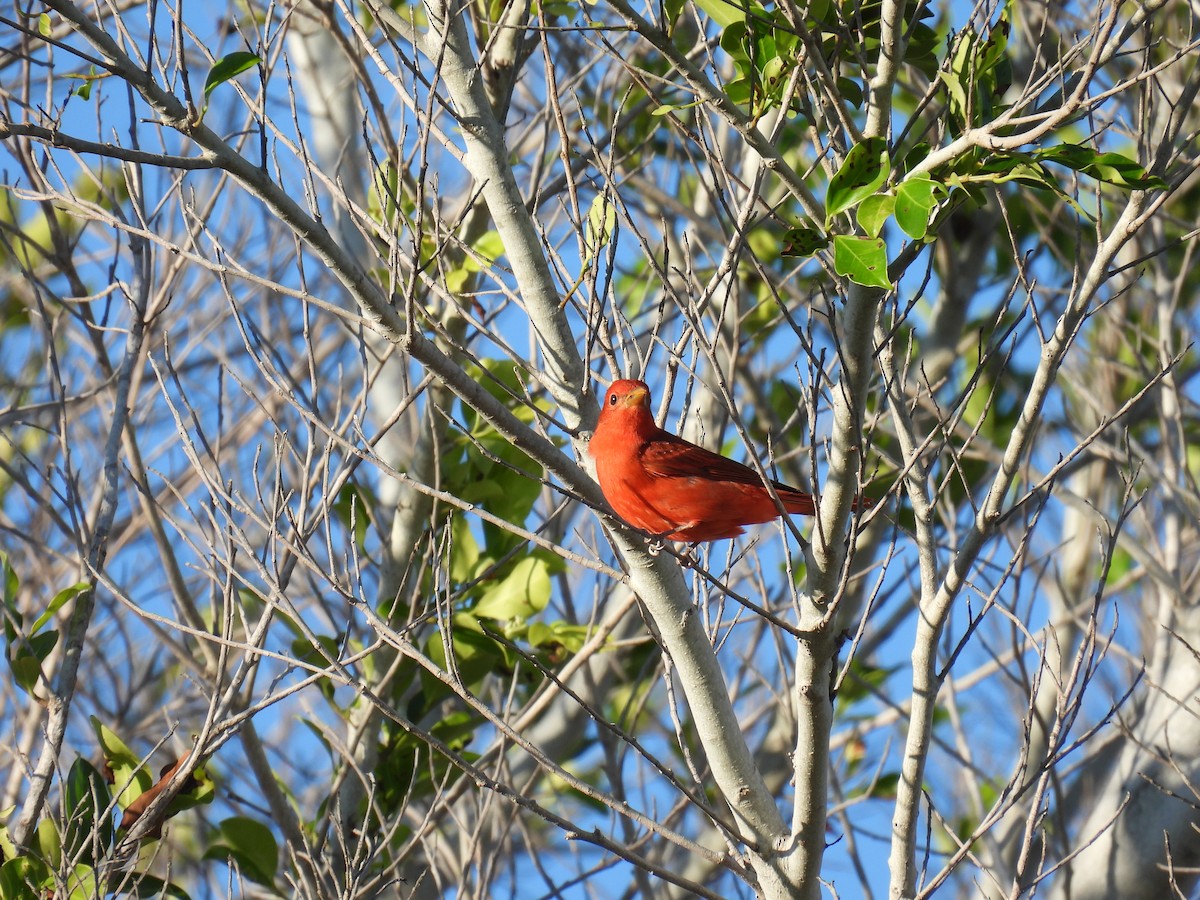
[624,386,649,408]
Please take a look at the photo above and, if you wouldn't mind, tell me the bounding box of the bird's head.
[603,380,651,413]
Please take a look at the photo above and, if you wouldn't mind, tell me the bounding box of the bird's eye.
[608,393,618,406]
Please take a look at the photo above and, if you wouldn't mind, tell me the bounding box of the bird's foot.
[647,538,665,556]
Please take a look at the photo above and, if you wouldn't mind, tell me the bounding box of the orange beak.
[622,386,649,408]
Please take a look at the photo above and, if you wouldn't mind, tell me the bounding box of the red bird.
[589,379,822,542]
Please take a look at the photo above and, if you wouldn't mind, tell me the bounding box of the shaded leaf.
[203,817,278,888]
[30,581,87,634]
[780,225,827,257]
[203,52,261,99]
[122,873,192,899]
[64,757,113,865]
[1,856,49,900]
[7,630,57,694]
[1033,144,1166,190]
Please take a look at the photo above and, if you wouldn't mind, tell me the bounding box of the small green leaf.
[856,194,895,238]
[30,582,87,635]
[583,194,617,266]
[869,771,900,799]
[35,817,61,868]
[38,13,51,36]
[693,0,750,27]
[780,225,827,257]
[449,229,505,293]
[662,0,686,29]
[1,553,19,639]
[203,817,278,888]
[837,77,864,108]
[894,175,939,239]
[833,235,891,289]
[826,137,891,224]
[63,757,114,865]
[63,864,99,898]
[8,630,57,694]
[91,717,154,808]
[203,52,261,99]
[449,515,484,584]
[66,67,103,101]
[473,555,555,621]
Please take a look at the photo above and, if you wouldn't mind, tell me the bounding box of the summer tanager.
[590,379,847,542]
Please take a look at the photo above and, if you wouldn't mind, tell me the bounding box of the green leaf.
[826,137,891,224]
[894,175,939,239]
[1,553,19,633]
[856,194,895,238]
[71,67,100,101]
[30,582,87,634]
[473,555,555,621]
[8,630,57,694]
[940,14,1011,132]
[203,52,261,99]
[91,717,153,809]
[63,757,114,865]
[833,235,891,289]
[369,161,401,230]
[582,194,617,267]
[780,226,827,257]
[63,863,99,899]
[869,772,900,799]
[37,13,51,36]
[424,613,508,689]
[166,764,215,816]
[203,817,278,888]
[662,0,686,29]
[528,621,592,653]
[448,360,545,533]
[972,153,1089,216]
[468,230,504,271]
[121,873,192,899]
[35,817,61,868]
[837,77,864,109]
[1,857,40,900]
[693,0,750,27]
[1033,144,1166,190]
[449,515,484,584]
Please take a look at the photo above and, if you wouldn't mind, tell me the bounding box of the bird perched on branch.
[590,379,869,542]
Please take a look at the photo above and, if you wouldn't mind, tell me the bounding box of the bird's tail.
[781,490,817,516]
[780,488,875,515]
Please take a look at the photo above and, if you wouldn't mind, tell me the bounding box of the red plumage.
[589,379,820,541]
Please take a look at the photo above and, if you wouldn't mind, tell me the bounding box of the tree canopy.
[1,0,1198,897]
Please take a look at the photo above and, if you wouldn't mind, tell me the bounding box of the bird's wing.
[640,434,780,488]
